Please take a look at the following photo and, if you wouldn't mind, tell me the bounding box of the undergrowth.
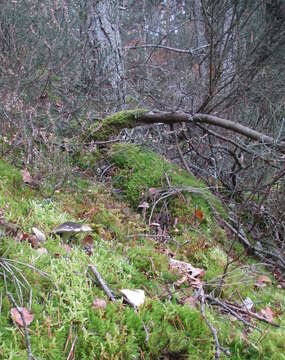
[0,156,284,359]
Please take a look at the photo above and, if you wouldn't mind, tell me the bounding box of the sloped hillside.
[0,148,284,360]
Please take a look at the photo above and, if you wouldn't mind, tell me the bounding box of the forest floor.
[0,144,284,359]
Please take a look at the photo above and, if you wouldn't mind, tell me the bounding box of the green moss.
[72,145,101,171]
[92,205,125,241]
[88,109,146,141]
[0,159,22,188]
[110,143,225,224]
[0,153,284,360]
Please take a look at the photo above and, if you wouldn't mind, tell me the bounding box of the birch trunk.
[88,0,126,108]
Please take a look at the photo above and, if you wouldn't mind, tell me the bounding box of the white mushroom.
[51,222,92,241]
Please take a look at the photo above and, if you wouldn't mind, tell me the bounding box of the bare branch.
[92,110,285,152]
[125,44,209,55]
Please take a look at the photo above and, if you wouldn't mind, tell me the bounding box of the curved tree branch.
[89,109,285,152]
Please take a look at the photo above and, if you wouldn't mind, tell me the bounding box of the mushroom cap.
[52,222,92,235]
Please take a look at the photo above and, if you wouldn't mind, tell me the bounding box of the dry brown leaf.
[82,234,94,247]
[21,169,33,184]
[17,232,30,242]
[169,258,205,278]
[195,209,204,221]
[170,258,205,288]
[29,234,40,248]
[11,307,34,327]
[255,275,272,288]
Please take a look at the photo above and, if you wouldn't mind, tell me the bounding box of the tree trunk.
[87,0,126,109]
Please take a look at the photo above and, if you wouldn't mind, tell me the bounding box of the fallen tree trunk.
[88,109,285,152]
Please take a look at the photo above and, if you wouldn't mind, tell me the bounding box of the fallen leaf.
[169,258,205,278]
[21,169,33,184]
[92,298,107,310]
[32,227,46,243]
[169,258,205,288]
[82,234,94,247]
[195,209,204,221]
[18,232,29,242]
[29,234,39,248]
[120,289,145,307]
[11,307,34,327]
[255,275,272,288]
[260,306,274,323]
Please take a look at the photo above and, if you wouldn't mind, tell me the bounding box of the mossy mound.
[109,143,225,221]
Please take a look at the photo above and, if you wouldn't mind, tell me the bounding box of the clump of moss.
[109,143,224,222]
[92,205,125,241]
[88,109,146,141]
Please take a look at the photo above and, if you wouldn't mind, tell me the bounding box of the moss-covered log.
[88,109,147,142]
[87,109,285,152]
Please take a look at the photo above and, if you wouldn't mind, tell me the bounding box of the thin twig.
[174,129,193,174]
[66,335,78,360]
[206,295,260,331]
[197,287,221,359]
[64,325,72,354]
[221,218,285,270]
[223,301,280,328]
[142,321,149,343]
[126,43,209,54]
[88,264,116,301]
